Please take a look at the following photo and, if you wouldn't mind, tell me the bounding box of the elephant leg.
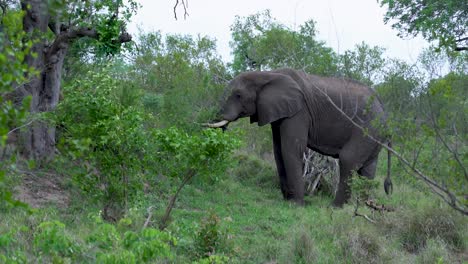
[333,140,377,207]
[271,123,290,199]
[333,157,354,207]
[357,157,378,179]
[278,111,309,205]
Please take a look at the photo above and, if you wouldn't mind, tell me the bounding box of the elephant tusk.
[203,120,229,128]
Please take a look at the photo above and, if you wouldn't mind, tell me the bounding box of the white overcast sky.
[128,0,429,63]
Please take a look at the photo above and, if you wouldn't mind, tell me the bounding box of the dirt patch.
[14,171,70,209]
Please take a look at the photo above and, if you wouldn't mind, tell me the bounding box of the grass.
[1,154,467,263]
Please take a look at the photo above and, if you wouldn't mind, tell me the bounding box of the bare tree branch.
[173,0,189,20]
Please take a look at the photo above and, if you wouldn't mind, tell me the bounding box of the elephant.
[207,68,392,207]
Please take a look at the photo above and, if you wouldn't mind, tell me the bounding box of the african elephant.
[207,68,392,207]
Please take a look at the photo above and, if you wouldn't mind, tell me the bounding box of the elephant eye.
[236,93,241,99]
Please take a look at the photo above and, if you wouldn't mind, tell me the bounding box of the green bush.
[153,127,241,184]
[87,222,121,250]
[0,9,35,210]
[33,221,80,258]
[194,212,229,258]
[54,66,151,219]
[123,228,176,262]
[0,225,29,263]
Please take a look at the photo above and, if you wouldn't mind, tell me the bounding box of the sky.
[128,0,429,63]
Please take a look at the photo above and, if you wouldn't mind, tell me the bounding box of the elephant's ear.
[251,73,305,126]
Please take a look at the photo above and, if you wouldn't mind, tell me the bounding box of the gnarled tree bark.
[13,0,132,160]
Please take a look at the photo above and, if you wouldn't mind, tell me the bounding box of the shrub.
[0,9,34,210]
[123,228,176,262]
[153,127,240,182]
[194,212,229,258]
[86,222,121,250]
[54,66,151,219]
[398,207,465,253]
[0,225,29,263]
[87,215,176,263]
[33,221,80,258]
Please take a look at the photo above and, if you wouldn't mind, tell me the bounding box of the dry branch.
[354,211,377,223]
[365,199,395,212]
[173,0,189,20]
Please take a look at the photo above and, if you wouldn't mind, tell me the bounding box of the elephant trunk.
[203,120,230,128]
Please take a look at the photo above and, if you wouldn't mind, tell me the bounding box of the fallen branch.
[365,199,395,212]
[354,211,377,224]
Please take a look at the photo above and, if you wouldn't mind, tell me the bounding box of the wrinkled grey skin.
[216,68,392,207]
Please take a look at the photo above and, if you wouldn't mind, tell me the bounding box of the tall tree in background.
[130,31,229,130]
[339,42,386,86]
[379,0,468,51]
[230,10,338,75]
[3,0,137,159]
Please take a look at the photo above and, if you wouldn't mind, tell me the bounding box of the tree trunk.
[14,0,132,160]
[17,0,65,160]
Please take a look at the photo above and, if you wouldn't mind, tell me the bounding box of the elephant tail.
[384,141,393,195]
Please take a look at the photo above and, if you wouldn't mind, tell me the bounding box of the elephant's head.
[207,71,305,128]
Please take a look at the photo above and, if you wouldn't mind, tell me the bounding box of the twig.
[354,211,377,223]
[173,0,189,20]
[7,120,34,136]
[142,206,154,230]
[353,199,376,223]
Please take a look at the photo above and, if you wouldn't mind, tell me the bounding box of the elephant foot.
[293,199,305,206]
[331,197,347,208]
[283,195,305,206]
[331,200,344,208]
[288,197,305,206]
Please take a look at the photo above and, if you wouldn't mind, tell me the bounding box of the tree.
[130,31,229,130]
[379,0,468,51]
[339,42,386,86]
[3,0,137,160]
[229,10,338,75]
[376,58,422,115]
